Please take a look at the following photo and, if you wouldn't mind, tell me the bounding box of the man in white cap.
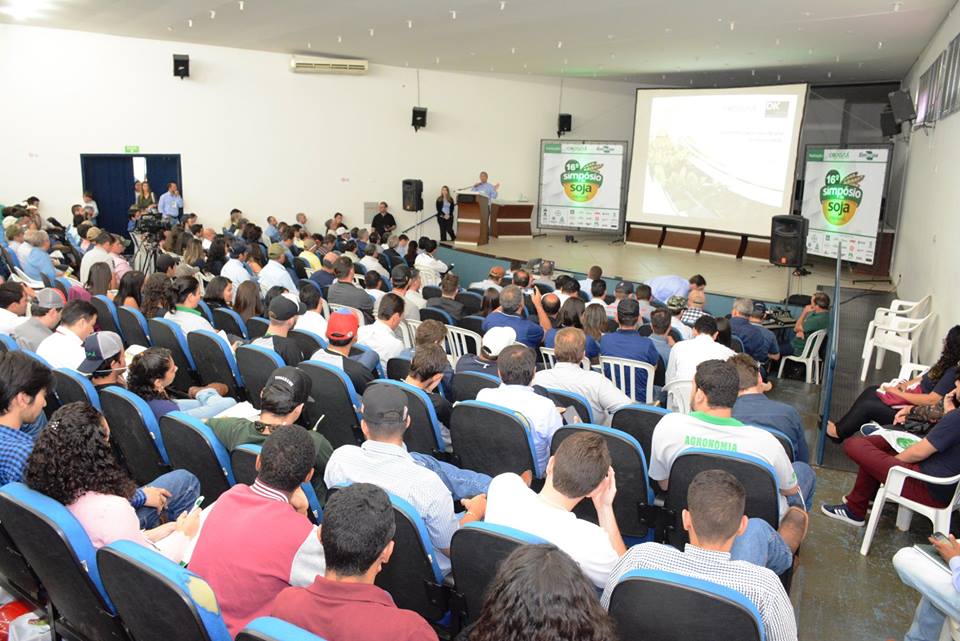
[455,325,516,375]
[13,289,65,352]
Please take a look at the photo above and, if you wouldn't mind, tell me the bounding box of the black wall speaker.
[402,179,424,212]
[173,54,190,79]
[557,113,572,136]
[880,109,900,138]
[769,215,808,268]
[888,89,917,123]
[412,107,427,131]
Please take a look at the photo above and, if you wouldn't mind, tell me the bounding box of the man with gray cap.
[251,295,305,366]
[324,384,492,575]
[78,331,127,391]
[13,289,65,351]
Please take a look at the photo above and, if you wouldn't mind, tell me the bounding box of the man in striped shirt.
[602,470,797,641]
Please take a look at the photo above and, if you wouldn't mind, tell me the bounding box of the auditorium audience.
[782,291,831,356]
[271,483,437,641]
[21,229,59,281]
[648,308,674,367]
[646,273,706,304]
[84,261,115,298]
[545,298,600,360]
[24,401,201,562]
[36,299,97,369]
[165,275,231,342]
[731,353,808,463]
[402,343,454,434]
[13,289,64,351]
[455,326,513,375]
[681,288,710,326]
[202,276,233,310]
[79,331,127,391]
[893,537,960,641]
[357,293,406,371]
[426,272,464,321]
[79,229,114,284]
[715,315,737,351]
[141,272,174,319]
[363,270,386,306]
[479,287,500,317]
[114,271,145,311]
[221,239,252,293]
[258,243,298,297]
[294,283,328,338]
[127,346,237,420]
[665,296,695,340]
[602,470,797,641]
[251,295,306,366]
[190,424,323,637]
[600,298,661,392]
[328,256,374,322]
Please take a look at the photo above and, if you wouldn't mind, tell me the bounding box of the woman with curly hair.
[467,544,618,641]
[25,402,201,563]
[828,325,960,441]
[127,347,237,422]
[141,272,175,319]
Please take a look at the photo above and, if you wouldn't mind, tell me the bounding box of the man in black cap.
[251,295,305,366]
[206,366,333,500]
[383,264,420,321]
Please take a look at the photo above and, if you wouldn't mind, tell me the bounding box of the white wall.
[0,24,638,234]
[892,3,960,363]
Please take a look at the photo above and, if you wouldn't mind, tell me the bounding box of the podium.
[491,202,533,238]
[455,192,489,246]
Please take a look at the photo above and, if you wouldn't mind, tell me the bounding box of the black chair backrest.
[0,523,43,606]
[146,319,197,394]
[0,487,131,641]
[212,307,247,339]
[457,315,485,335]
[665,451,781,548]
[187,331,242,399]
[422,285,442,300]
[298,362,363,448]
[289,329,325,359]
[420,306,453,325]
[236,345,284,410]
[118,306,150,347]
[455,292,482,316]
[544,389,592,424]
[449,401,536,477]
[450,371,500,403]
[386,357,411,380]
[91,296,123,338]
[159,414,232,507]
[100,387,170,486]
[550,425,652,539]
[247,317,269,339]
[610,405,669,465]
[374,500,446,623]
[370,381,441,456]
[607,570,763,641]
[230,448,258,485]
[292,257,309,280]
[51,369,100,409]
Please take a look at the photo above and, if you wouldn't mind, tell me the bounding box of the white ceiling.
[1,0,954,85]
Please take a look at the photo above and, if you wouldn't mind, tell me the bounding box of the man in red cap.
[307,311,378,393]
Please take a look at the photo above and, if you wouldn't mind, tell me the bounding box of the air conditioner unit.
[289,55,368,74]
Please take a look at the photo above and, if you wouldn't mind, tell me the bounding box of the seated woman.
[544,298,601,360]
[205,236,227,276]
[823,375,960,527]
[233,280,264,322]
[128,346,237,421]
[202,276,233,311]
[141,273,174,319]
[479,288,500,318]
[114,270,145,310]
[24,402,202,563]
[69,261,115,302]
[828,325,960,441]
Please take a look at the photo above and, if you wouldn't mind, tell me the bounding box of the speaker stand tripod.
[784,267,805,303]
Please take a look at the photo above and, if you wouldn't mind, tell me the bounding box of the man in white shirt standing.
[79,230,115,284]
[665,315,736,386]
[36,300,98,369]
[220,240,252,297]
[485,431,625,588]
[532,328,631,425]
[0,282,30,335]
[476,344,563,475]
[356,293,406,371]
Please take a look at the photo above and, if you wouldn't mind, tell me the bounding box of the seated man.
[665,296,694,340]
[485,431,625,589]
[426,272,465,322]
[602,470,798,641]
[257,243,299,297]
[309,311,378,393]
[22,230,61,281]
[293,283,327,339]
[782,291,830,357]
[648,308,674,371]
[650,359,812,573]
[36,300,97,370]
[730,298,780,366]
[164,276,231,342]
[665,315,735,386]
[680,288,710,327]
[78,331,127,391]
[324,385,489,574]
[251,295,305,366]
[455,326,514,375]
[481,285,548,349]
[356,293,406,371]
[600,298,661,395]
[402,343,453,436]
[189,425,324,637]
[13,289,64,352]
[469,265,505,292]
[411,320,453,390]
[0,281,30,335]
[893,537,960,641]
[532,328,631,425]
[476,344,563,474]
[308,252,337,289]
[731,353,809,463]
[822,381,960,528]
[645,273,706,305]
[270,483,438,641]
[328,256,374,323]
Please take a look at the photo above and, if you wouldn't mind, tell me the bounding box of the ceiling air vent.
[289,55,369,74]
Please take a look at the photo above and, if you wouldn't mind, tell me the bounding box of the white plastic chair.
[886,295,932,319]
[662,379,692,413]
[860,312,933,381]
[445,325,482,361]
[778,329,828,384]
[540,347,590,370]
[11,267,44,290]
[599,355,656,404]
[398,319,421,349]
[860,466,960,555]
[328,304,366,326]
[352,274,366,288]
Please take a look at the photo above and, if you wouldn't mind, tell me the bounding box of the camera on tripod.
[134,212,164,236]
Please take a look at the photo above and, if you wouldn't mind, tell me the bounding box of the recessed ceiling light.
[167,25,173,31]
[238,0,244,10]
[827,71,832,78]
[449,10,456,19]
[877,41,883,49]
[368,28,374,37]
[610,53,615,59]
[500,1,506,9]
[337,35,342,43]
[729,21,735,31]
[835,55,840,62]
[775,38,780,45]
[607,34,614,39]
[511,47,516,54]
[407,19,413,29]
[664,27,672,33]
[557,41,562,48]
[187,18,193,27]
[802,10,812,16]
[435,56,440,64]
[893,1,903,11]
[717,17,723,22]
[307,42,311,49]
[209,10,215,19]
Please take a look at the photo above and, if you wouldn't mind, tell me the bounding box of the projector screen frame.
[625,83,810,239]
[536,138,629,235]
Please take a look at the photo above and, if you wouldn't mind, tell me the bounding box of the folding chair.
[159,411,235,506]
[236,344,285,409]
[100,385,171,485]
[52,368,102,411]
[147,318,199,394]
[450,400,541,477]
[290,329,327,359]
[540,347,590,370]
[450,371,500,403]
[247,316,270,339]
[118,305,151,347]
[236,617,326,641]
[187,330,244,399]
[370,380,445,457]
[610,404,670,465]
[779,329,827,384]
[213,307,249,340]
[607,569,764,641]
[663,379,692,413]
[297,360,364,448]
[446,325,482,359]
[97,540,231,641]
[600,355,656,404]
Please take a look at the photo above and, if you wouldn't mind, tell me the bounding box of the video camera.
[134,212,164,236]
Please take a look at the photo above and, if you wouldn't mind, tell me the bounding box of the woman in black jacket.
[436,185,456,241]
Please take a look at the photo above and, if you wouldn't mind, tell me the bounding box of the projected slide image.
[642,94,798,222]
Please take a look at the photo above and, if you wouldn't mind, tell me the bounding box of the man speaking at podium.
[471,171,500,201]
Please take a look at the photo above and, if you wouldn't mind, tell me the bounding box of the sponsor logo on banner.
[560,160,604,202]
[819,169,864,226]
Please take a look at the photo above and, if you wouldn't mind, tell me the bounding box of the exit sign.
[124,145,140,153]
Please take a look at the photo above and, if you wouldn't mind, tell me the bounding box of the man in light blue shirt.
[22,230,58,281]
[471,171,499,201]
[157,182,183,223]
[264,216,281,243]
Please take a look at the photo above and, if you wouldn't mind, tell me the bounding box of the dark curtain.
[81,155,135,235]
[146,155,183,216]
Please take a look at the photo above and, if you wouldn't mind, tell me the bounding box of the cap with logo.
[361,384,409,430]
[269,294,304,322]
[264,366,313,405]
[78,331,124,375]
[481,326,517,358]
[326,310,359,341]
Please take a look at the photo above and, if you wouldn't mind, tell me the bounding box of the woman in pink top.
[24,402,201,563]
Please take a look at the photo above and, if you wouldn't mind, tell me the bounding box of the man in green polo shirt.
[787,292,830,356]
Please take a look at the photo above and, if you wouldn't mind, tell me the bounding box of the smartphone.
[192,495,205,511]
[931,532,950,544]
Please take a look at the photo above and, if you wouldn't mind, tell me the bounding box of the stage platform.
[446,233,894,303]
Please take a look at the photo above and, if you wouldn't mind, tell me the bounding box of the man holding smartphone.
[893,534,960,641]
[158,182,183,225]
